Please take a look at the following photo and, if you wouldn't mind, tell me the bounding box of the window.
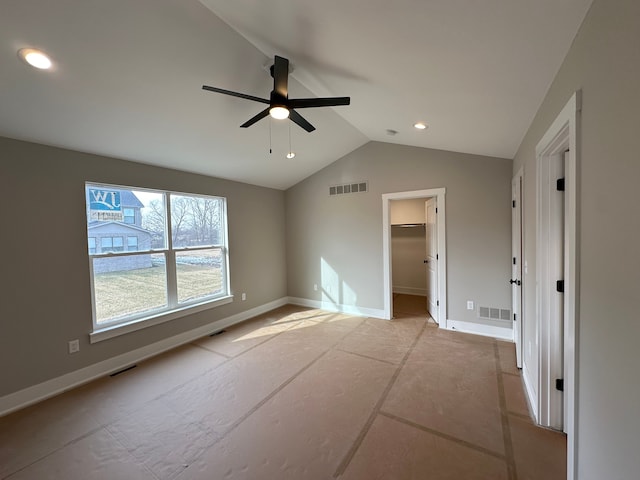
[85,183,230,335]
[127,236,138,251]
[88,237,96,254]
[123,208,135,224]
[100,236,124,252]
[100,237,112,251]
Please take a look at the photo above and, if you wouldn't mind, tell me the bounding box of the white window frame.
[86,182,232,343]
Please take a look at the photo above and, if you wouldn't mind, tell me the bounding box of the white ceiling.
[0,0,592,190]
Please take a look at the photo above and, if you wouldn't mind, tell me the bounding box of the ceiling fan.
[202,55,350,132]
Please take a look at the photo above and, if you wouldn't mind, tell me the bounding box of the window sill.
[89,295,234,344]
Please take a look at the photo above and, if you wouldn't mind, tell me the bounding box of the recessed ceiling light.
[286,152,296,159]
[18,48,52,70]
[414,122,428,130]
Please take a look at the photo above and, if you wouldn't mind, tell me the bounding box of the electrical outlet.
[241,292,246,301]
[467,301,474,310]
[68,339,79,354]
[314,284,318,291]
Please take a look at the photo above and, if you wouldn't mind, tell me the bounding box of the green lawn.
[94,264,222,323]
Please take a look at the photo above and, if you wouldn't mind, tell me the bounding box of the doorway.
[382,188,447,326]
[534,91,580,479]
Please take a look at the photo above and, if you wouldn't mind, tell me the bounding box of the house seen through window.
[85,184,229,329]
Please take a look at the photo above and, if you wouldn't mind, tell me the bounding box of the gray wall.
[285,141,512,323]
[0,136,287,397]
[513,0,640,477]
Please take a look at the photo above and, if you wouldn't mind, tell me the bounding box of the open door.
[425,198,439,322]
[512,169,523,368]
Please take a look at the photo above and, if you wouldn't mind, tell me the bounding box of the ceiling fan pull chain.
[269,117,272,154]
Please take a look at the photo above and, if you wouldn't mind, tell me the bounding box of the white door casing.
[535,91,580,480]
[425,198,439,322]
[382,188,447,327]
[512,169,524,368]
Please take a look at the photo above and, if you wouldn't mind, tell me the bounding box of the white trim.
[447,319,513,341]
[0,297,288,417]
[287,296,385,319]
[392,286,427,296]
[90,295,234,343]
[382,188,447,325]
[512,166,524,368]
[522,362,539,420]
[89,295,233,343]
[535,91,580,480]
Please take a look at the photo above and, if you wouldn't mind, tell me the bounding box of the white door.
[511,171,523,368]
[548,152,566,431]
[425,198,438,322]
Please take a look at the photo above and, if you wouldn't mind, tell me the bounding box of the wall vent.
[478,306,511,321]
[329,181,368,196]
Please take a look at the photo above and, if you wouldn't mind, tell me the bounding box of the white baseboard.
[287,296,386,320]
[446,319,513,341]
[0,297,289,417]
[392,286,427,296]
[522,362,539,422]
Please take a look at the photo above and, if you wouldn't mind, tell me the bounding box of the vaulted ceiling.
[0,0,593,189]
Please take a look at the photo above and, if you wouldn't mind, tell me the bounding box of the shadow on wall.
[321,257,357,308]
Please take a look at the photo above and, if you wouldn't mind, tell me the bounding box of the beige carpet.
[0,305,565,479]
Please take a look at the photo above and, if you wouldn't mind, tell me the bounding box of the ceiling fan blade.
[240,108,271,128]
[273,56,289,98]
[288,97,351,109]
[202,85,270,105]
[289,109,315,132]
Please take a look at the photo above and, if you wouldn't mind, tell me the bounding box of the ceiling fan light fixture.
[286,152,296,159]
[18,48,52,69]
[269,106,289,120]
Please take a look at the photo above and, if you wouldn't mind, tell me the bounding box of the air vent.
[329,181,368,196]
[478,306,511,321]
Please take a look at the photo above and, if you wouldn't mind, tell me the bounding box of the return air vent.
[329,181,368,196]
[478,306,511,321]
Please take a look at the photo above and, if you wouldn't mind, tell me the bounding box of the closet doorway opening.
[382,188,447,327]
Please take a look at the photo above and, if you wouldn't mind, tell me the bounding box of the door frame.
[382,188,447,326]
[425,197,439,322]
[512,167,524,368]
[535,91,580,480]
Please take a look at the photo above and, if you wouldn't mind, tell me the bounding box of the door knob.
[509,279,521,286]
[424,259,429,264]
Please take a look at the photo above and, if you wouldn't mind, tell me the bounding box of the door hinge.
[513,257,516,265]
[437,300,440,306]
[513,313,516,321]
[557,178,565,191]
[556,280,565,293]
[436,254,439,260]
[555,378,564,392]
[435,207,438,213]
[512,200,516,208]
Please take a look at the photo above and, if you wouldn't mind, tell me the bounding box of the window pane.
[171,194,223,248]
[127,236,138,251]
[176,249,223,304]
[123,208,135,224]
[92,253,167,324]
[85,185,165,252]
